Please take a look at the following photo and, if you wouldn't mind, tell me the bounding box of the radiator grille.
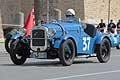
[32,30,45,46]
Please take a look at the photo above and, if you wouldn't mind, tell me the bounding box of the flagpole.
[108,0,111,24]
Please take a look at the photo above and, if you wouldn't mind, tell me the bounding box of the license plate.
[30,52,47,59]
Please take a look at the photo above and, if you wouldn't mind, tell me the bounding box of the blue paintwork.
[95,32,120,47]
[6,29,25,40]
[11,31,22,40]
[111,34,120,47]
[40,20,118,55]
[116,34,120,44]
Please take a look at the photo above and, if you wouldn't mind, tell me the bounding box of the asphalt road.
[0,43,120,80]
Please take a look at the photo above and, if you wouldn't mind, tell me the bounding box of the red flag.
[24,8,35,36]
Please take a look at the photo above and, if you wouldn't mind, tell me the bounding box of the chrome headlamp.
[48,28,56,37]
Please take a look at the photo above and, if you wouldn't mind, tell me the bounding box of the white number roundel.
[83,37,90,51]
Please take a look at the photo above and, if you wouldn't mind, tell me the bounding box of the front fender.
[6,29,25,40]
[10,31,25,40]
[53,34,78,50]
[11,33,22,40]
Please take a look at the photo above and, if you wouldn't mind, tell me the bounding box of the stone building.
[84,0,120,23]
[0,0,34,24]
[0,0,120,25]
[38,0,85,22]
[0,0,120,38]
[0,0,34,36]
[0,0,120,24]
[40,0,120,24]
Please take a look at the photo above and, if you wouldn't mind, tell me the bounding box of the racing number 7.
[83,37,90,51]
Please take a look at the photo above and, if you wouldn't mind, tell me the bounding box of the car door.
[78,25,96,54]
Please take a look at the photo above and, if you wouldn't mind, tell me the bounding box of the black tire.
[5,38,11,53]
[59,39,75,66]
[116,45,120,49]
[10,40,27,65]
[96,38,111,63]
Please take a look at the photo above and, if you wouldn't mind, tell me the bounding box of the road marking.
[44,70,120,80]
[112,55,120,57]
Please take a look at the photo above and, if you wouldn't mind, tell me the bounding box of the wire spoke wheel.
[10,40,27,65]
[64,44,73,61]
[59,39,75,66]
[116,44,120,49]
[97,38,111,63]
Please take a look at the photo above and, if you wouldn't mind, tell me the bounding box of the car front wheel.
[10,40,27,65]
[116,44,120,49]
[59,39,75,66]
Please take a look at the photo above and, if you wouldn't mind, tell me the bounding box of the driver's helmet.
[66,9,75,17]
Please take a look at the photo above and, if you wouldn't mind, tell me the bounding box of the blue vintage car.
[9,19,117,66]
[111,33,120,49]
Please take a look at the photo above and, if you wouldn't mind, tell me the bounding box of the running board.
[76,54,96,58]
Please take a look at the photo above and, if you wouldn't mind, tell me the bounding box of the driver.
[65,9,77,21]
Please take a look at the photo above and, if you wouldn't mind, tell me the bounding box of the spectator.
[97,19,106,33]
[107,19,116,33]
[116,20,120,34]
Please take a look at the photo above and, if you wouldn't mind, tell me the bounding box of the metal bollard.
[54,8,61,21]
[15,12,24,27]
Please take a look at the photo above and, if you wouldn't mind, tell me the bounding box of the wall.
[38,0,85,22]
[0,0,120,27]
[84,0,120,23]
[0,0,34,24]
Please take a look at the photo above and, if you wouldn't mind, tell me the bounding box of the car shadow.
[1,59,99,67]
[73,60,98,64]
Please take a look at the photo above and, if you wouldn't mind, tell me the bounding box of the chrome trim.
[30,27,48,51]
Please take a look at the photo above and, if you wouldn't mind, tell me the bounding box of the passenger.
[116,20,120,34]
[97,19,106,33]
[65,9,77,22]
[107,19,116,33]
